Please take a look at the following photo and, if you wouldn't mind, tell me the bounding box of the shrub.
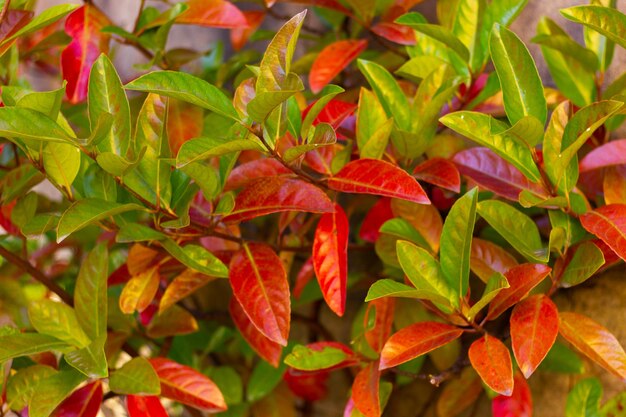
[0,0,625,416]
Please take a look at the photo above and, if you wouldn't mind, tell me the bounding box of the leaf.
[396,21,469,62]
[601,391,626,417]
[51,380,103,417]
[391,199,442,253]
[486,263,552,320]
[364,298,395,354]
[159,240,228,277]
[147,305,198,338]
[231,10,265,51]
[313,203,349,316]
[61,5,110,103]
[328,159,430,204]
[42,142,80,193]
[2,4,77,44]
[230,297,282,367]
[379,322,463,370]
[370,22,416,46]
[229,243,290,345]
[109,357,161,395]
[65,336,108,378]
[57,199,145,242]
[74,242,108,340]
[247,72,304,123]
[160,269,215,313]
[0,107,75,144]
[283,123,337,163]
[561,6,626,49]
[28,369,87,417]
[28,299,90,347]
[477,200,547,263]
[510,295,559,378]
[492,373,533,417]
[489,24,546,125]
[0,333,68,362]
[176,135,265,167]
[176,0,247,28]
[126,71,239,121]
[466,272,509,320]
[436,367,483,417]
[120,265,160,314]
[285,344,353,371]
[149,357,227,412]
[352,362,381,417]
[580,139,626,172]
[566,378,603,417]
[469,334,513,396]
[557,241,605,288]
[6,365,56,411]
[365,279,450,304]
[580,204,626,261]
[309,40,367,94]
[559,312,626,380]
[412,158,460,193]
[247,358,287,402]
[167,98,204,155]
[225,158,291,191]
[127,395,168,417]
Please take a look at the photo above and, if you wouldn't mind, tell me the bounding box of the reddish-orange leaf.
[229,243,290,345]
[510,295,558,378]
[127,395,169,417]
[313,203,349,316]
[167,99,204,156]
[592,239,621,271]
[486,264,552,321]
[328,159,430,204]
[559,312,626,380]
[61,5,110,103]
[223,177,334,223]
[352,362,381,417]
[580,204,626,261]
[231,11,265,51]
[51,380,103,417]
[391,198,443,253]
[469,334,514,396]
[177,0,247,28]
[470,238,518,283]
[305,99,357,129]
[436,367,483,417]
[364,298,396,354]
[412,158,460,193]
[293,257,314,299]
[604,166,626,205]
[0,200,19,236]
[120,265,160,314]
[370,22,416,45]
[284,368,330,401]
[309,40,368,94]
[360,198,393,243]
[159,269,215,313]
[380,322,464,370]
[225,159,292,191]
[453,148,548,201]
[127,244,160,276]
[229,296,283,367]
[579,139,626,172]
[149,358,227,412]
[492,373,533,417]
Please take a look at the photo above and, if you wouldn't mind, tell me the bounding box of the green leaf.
[125,71,239,121]
[247,359,286,402]
[6,365,56,411]
[176,135,265,168]
[109,357,160,395]
[543,101,577,194]
[28,300,90,348]
[358,59,411,131]
[205,366,243,405]
[57,199,146,242]
[451,0,484,71]
[15,84,65,119]
[565,378,602,417]
[489,24,547,125]
[344,0,375,24]
[395,56,448,83]
[583,0,617,72]
[247,72,304,122]
[28,369,86,417]
[0,164,44,204]
[467,272,509,320]
[561,5,626,50]
[2,4,78,44]
[380,219,431,252]
[559,242,605,288]
[0,107,75,144]
[74,244,108,340]
[396,20,469,62]
[477,200,548,263]
[160,240,228,278]
[65,336,108,378]
[364,279,451,305]
[601,391,626,417]
[11,192,38,229]
[532,33,599,73]
[301,85,343,138]
[283,123,336,163]
[357,88,392,160]
[0,333,68,362]
[284,345,348,371]
[538,341,585,374]
[440,188,478,299]
[42,142,81,193]
[96,148,146,176]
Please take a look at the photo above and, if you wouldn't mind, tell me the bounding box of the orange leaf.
[51,380,103,417]
[580,204,626,261]
[159,269,215,313]
[352,362,381,417]
[559,312,626,380]
[149,357,226,412]
[229,243,290,345]
[469,334,513,396]
[391,198,442,253]
[120,265,160,314]
[412,158,460,193]
[510,295,558,378]
[313,203,349,316]
[380,322,463,369]
[370,22,416,45]
[492,373,532,417]
[364,298,395,354]
[127,395,168,417]
[230,11,265,51]
[147,305,198,338]
[604,166,626,205]
[177,0,247,28]
[127,244,160,276]
[309,40,368,94]
[470,238,518,283]
[167,99,204,156]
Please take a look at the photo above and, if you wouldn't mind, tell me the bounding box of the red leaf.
[0,200,20,236]
[453,148,548,201]
[167,99,204,156]
[579,139,626,172]
[61,5,110,103]
[223,177,334,223]
[359,198,394,243]
[412,158,460,193]
[177,0,247,28]
[51,380,103,417]
[149,358,227,412]
[313,203,349,316]
[230,11,265,51]
[492,373,533,417]
[127,395,168,417]
[364,298,395,354]
[370,22,416,45]
[328,159,431,204]
[293,257,314,299]
[559,312,626,380]
[229,243,290,345]
[229,296,282,367]
[309,40,368,94]
[284,368,330,401]
[486,264,552,321]
[510,295,558,378]
[306,99,357,129]
[580,204,626,261]
[379,322,464,370]
[469,334,514,396]
[470,238,518,283]
[225,158,292,191]
[352,362,381,417]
